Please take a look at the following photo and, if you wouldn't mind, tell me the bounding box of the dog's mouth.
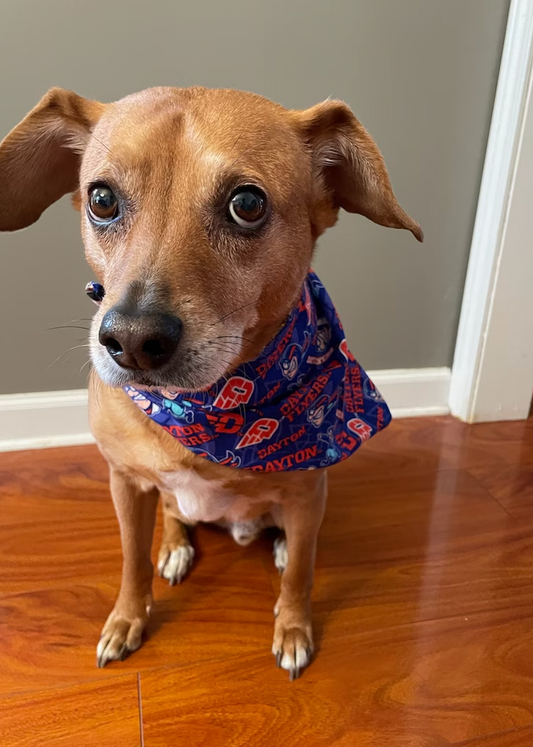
[91,349,236,393]
[123,375,219,395]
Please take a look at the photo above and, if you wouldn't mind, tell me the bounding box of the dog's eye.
[88,185,119,223]
[228,186,267,228]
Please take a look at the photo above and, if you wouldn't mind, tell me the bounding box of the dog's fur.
[0,86,422,679]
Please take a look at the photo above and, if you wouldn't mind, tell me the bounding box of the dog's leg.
[272,472,327,680]
[97,468,159,668]
[157,493,195,585]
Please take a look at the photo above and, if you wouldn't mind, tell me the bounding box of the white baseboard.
[0,389,94,452]
[0,367,451,452]
[371,367,451,419]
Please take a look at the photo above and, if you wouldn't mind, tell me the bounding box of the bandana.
[123,272,391,471]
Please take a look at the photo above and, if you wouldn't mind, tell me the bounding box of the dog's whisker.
[208,340,242,354]
[214,358,235,372]
[59,317,94,325]
[47,324,92,332]
[215,335,256,346]
[90,133,112,154]
[228,142,260,171]
[200,342,240,371]
[80,359,92,374]
[227,130,245,158]
[45,344,91,372]
[210,348,240,360]
[242,360,257,381]
[210,300,257,326]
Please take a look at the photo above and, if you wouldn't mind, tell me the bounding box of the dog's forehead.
[84,87,306,191]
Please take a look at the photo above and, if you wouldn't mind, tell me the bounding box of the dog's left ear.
[0,88,105,232]
[292,100,423,241]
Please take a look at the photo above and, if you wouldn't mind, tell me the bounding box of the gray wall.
[0,0,509,394]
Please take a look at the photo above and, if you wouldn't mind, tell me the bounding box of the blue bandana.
[124,272,391,471]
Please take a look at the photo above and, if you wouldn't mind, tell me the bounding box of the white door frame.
[449,0,533,423]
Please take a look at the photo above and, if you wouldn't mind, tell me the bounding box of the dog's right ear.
[0,88,105,231]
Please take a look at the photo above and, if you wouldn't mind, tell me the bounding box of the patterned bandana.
[123,272,391,471]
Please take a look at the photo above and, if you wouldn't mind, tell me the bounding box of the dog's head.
[0,86,422,390]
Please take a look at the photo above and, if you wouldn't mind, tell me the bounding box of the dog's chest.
[157,467,258,524]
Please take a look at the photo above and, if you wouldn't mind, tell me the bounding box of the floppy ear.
[293,100,423,241]
[0,87,105,231]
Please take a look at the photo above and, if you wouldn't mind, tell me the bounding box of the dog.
[0,86,422,679]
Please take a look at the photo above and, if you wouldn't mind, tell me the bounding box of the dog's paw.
[273,535,288,574]
[96,607,148,668]
[157,543,195,586]
[272,615,314,681]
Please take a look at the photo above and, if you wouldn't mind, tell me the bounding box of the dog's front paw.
[272,612,314,681]
[157,542,195,585]
[96,605,149,668]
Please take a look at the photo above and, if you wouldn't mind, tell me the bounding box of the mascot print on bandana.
[120,271,392,471]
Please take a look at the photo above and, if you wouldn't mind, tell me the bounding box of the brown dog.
[0,87,422,679]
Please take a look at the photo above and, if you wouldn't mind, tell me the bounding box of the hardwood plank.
[0,674,140,747]
[0,582,129,696]
[0,514,122,595]
[0,446,108,501]
[0,444,104,472]
[0,445,119,593]
[309,522,533,647]
[140,605,533,747]
[456,726,533,746]
[349,417,533,479]
[470,463,533,520]
[322,469,510,553]
[0,445,111,527]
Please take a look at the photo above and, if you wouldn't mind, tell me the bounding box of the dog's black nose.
[99,307,182,370]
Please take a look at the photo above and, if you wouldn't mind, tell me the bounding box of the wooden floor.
[1,417,533,746]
